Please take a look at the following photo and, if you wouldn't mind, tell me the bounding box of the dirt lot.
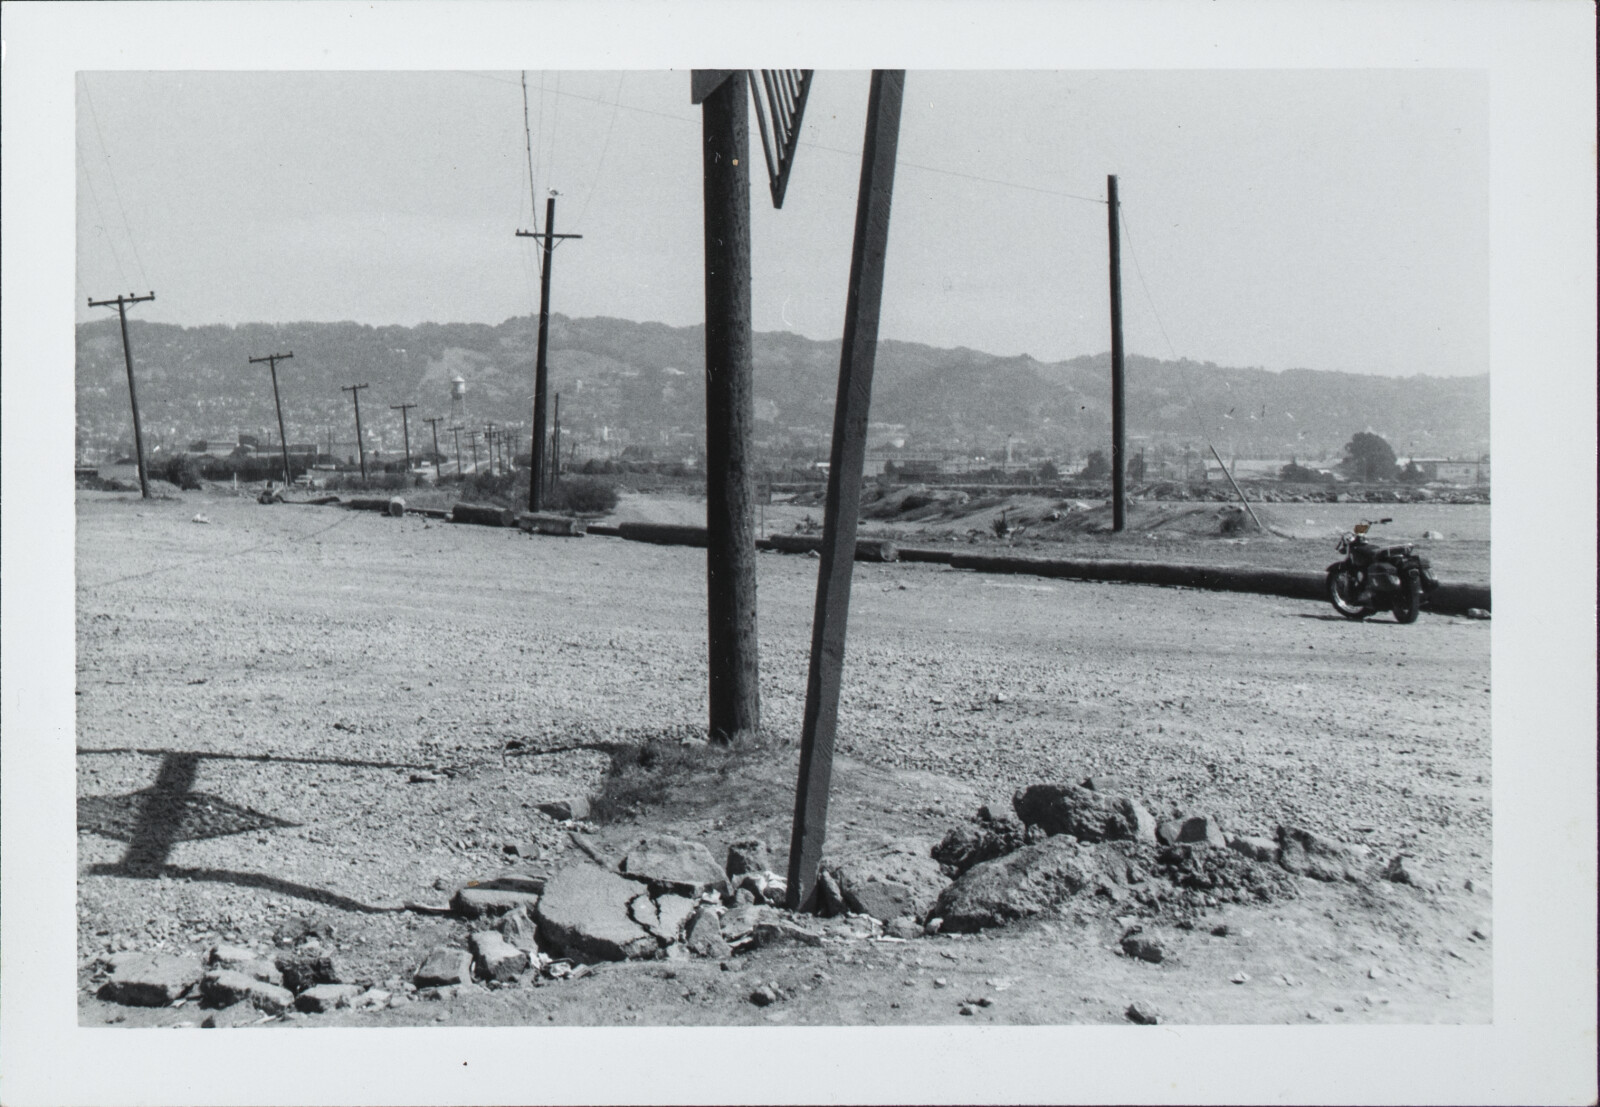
[75,486,1492,1027]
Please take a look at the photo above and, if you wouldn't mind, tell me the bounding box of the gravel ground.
[75,487,1492,1026]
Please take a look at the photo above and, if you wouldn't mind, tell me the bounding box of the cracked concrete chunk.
[536,864,661,962]
[619,835,730,897]
[99,953,204,1007]
[933,835,1110,932]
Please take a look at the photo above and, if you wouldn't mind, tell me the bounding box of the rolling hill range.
[75,314,1489,462]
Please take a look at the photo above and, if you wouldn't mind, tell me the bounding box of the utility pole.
[423,416,443,479]
[390,403,417,474]
[467,429,480,475]
[1107,174,1127,533]
[341,383,369,480]
[450,425,463,477]
[516,196,583,512]
[87,291,156,499]
[485,422,498,475]
[551,392,562,492]
[697,69,762,744]
[248,351,295,488]
[786,70,906,911]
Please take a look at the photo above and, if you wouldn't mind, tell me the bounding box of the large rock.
[620,835,730,897]
[932,821,1023,877]
[469,930,530,982]
[1012,784,1157,844]
[536,864,661,962]
[685,907,731,958]
[295,983,362,1013]
[208,945,281,987]
[200,969,295,1014]
[932,835,1113,932]
[1156,815,1228,849]
[1228,835,1280,863]
[274,952,346,994]
[725,840,769,878]
[99,953,205,1007]
[1277,826,1365,883]
[414,947,473,988]
[826,840,949,922]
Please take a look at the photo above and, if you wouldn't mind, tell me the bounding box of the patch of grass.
[590,728,784,823]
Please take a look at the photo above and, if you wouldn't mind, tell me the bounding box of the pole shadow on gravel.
[79,748,422,913]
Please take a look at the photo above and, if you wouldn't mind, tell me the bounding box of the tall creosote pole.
[248,351,295,488]
[87,291,156,499]
[517,198,582,511]
[450,425,463,477]
[391,403,417,474]
[786,70,906,911]
[1107,174,1127,532]
[467,429,480,474]
[696,69,761,745]
[341,383,369,480]
[551,392,562,492]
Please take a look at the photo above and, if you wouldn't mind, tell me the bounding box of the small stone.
[1227,835,1280,863]
[719,903,763,944]
[1464,608,1490,620]
[924,917,944,936]
[538,797,592,822]
[1121,935,1165,964]
[725,839,769,878]
[958,1003,976,1016]
[99,953,205,1007]
[933,977,948,988]
[816,870,848,916]
[886,915,922,940]
[1125,1001,1161,1025]
[749,985,778,1007]
[976,996,994,1007]
[352,988,391,1009]
[200,1003,250,1028]
[1210,924,1230,937]
[1278,826,1364,883]
[295,983,362,1013]
[201,969,295,1014]
[1230,972,1251,984]
[750,917,825,949]
[733,887,757,907]
[274,953,345,994]
[1382,855,1430,889]
[1368,966,1384,979]
[414,947,473,988]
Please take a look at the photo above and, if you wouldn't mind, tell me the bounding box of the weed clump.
[590,729,780,823]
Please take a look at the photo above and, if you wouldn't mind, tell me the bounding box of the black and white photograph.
[2,3,1595,1105]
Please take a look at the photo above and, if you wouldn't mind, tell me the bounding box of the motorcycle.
[1326,517,1439,624]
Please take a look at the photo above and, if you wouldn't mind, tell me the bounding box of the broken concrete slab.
[295,983,362,1013]
[652,894,698,942]
[719,903,765,945]
[99,953,205,1007]
[274,952,346,993]
[932,835,1111,933]
[498,909,541,952]
[619,835,730,898]
[469,931,530,982]
[535,864,661,963]
[414,947,474,988]
[452,886,541,919]
[750,917,825,949]
[1228,835,1280,863]
[1012,784,1157,845]
[200,969,295,1014]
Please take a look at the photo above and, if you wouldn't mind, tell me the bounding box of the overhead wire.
[80,76,150,289]
[574,72,625,232]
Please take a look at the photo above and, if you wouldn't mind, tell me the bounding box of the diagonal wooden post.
[787,70,905,912]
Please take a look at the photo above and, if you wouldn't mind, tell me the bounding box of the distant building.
[1399,457,1490,485]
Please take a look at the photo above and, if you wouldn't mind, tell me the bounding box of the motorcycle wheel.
[1327,568,1372,619]
[1392,569,1422,624]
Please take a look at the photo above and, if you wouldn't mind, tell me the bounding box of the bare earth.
[75,488,1492,1026]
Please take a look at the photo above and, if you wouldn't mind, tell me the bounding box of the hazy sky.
[76,69,1487,377]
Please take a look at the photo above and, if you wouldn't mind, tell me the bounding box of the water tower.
[448,374,468,429]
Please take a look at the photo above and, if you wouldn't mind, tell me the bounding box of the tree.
[1280,457,1329,483]
[1340,432,1397,482]
[1036,458,1060,481]
[1078,449,1110,481]
[1398,460,1428,484]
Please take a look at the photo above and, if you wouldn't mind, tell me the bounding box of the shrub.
[546,476,620,515]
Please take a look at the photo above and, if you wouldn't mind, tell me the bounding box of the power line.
[80,78,150,288]
[520,72,540,238]
[575,73,625,231]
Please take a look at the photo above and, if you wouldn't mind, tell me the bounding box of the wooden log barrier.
[345,496,406,517]
[518,512,587,537]
[895,546,955,565]
[761,533,899,562]
[943,551,1487,615]
[616,522,709,547]
[449,503,516,527]
[586,523,623,537]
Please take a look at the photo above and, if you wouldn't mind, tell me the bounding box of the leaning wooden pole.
[787,69,905,912]
[1208,443,1266,531]
[1107,174,1127,532]
[699,70,761,744]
